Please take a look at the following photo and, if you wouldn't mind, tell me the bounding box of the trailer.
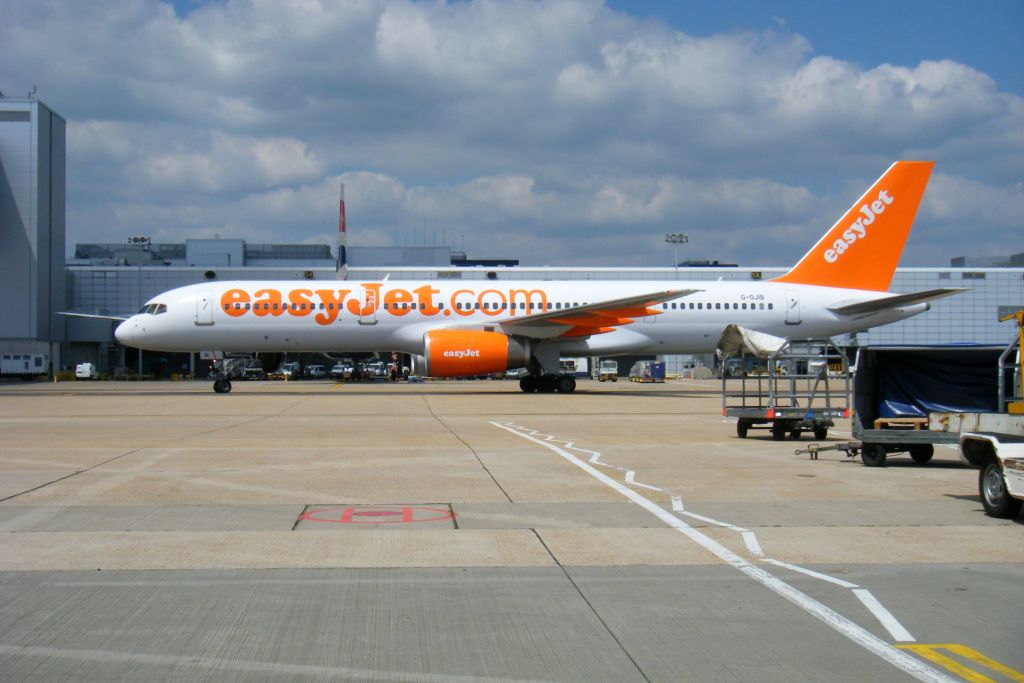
[846,344,1006,466]
[1,353,48,380]
[629,360,665,383]
[723,339,849,441]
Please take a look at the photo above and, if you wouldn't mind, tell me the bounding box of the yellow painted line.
[898,644,1024,683]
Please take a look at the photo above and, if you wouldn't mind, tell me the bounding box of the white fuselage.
[115,279,926,356]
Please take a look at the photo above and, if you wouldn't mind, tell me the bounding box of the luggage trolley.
[723,338,850,441]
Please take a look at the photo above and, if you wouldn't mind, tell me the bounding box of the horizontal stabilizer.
[58,311,129,322]
[827,288,965,317]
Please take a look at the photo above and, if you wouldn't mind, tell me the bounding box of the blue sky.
[3,0,1022,267]
[611,1,1024,96]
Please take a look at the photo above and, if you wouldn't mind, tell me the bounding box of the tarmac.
[0,378,1021,682]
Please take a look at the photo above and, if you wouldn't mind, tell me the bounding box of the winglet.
[773,161,934,291]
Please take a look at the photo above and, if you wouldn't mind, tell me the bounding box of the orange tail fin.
[773,161,934,291]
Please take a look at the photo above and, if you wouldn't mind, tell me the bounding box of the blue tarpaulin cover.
[874,349,1000,418]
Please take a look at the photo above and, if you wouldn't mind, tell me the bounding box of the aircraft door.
[785,289,801,325]
[196,290,215,326]
[358,286,378,325]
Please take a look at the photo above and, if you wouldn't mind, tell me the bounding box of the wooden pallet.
[873,417,928,430]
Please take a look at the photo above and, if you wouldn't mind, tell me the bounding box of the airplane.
[114,161,962,394]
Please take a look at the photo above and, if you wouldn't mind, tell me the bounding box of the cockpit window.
[138,303,168,315]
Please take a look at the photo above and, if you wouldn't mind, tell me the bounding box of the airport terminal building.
[60,239,1024,377]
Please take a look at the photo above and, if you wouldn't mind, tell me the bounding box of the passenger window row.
[661,302,774,311]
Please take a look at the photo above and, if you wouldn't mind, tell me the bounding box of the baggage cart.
[723,339,850,441]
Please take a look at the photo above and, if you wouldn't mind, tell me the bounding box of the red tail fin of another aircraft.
[774,161,934,291]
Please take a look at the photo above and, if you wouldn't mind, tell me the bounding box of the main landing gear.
[519,374,577,393]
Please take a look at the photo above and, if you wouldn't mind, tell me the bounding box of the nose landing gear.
[213,379,232,393]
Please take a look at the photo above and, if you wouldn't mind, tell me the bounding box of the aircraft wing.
[482,288,701,340]
[827,288,965,318]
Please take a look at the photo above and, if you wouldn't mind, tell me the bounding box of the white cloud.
[1,0,1020,266]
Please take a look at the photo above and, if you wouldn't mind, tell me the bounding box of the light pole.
[665,233,688,278]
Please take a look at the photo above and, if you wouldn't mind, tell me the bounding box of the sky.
[2,0,1022,268]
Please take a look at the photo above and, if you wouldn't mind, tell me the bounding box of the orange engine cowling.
[418,329,530,377]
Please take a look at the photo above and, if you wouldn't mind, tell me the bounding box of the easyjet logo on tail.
[823,189,894,263]
[772,160,933,292]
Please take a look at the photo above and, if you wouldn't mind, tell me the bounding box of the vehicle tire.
[861,443,887,467]
[519,376,538,393]
[538,375,557,393]
[788,428,803,440]
[813,425,828,440]
[979,462,1023,518]
[909,444,934,464]
[213,379,232,394]
[556,375,576,393]
[736,420,749,439]
[771,422,787,441]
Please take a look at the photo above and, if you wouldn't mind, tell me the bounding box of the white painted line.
[670,495,684,512]
[741,531,765,557]
[853,589,917,643]
[623,470,666,492]
[763,559,861,589]
[677,510,748,532]
[491,422,950,683]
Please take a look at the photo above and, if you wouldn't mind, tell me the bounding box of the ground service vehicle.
[75,363,98,380]
[329,362,353,379]
[956,311,1023,517]
[2,354,48,380]
[850,345,1005,466]
[724,339,849,441]
[596,360,619,382]
[114,162,964,395]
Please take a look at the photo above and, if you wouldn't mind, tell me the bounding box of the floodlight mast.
[665,233,689,277]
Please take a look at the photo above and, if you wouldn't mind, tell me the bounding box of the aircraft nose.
[115,318,139,347]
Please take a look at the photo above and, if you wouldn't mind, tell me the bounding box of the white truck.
[595,360,618,382]
[958,413,1024,518]
[957,310,1023,518]
[75,362,99,380]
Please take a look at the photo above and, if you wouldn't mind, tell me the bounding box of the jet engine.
[412,329,530,377]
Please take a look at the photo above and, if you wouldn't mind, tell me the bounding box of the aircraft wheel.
[556,375,576,393]
[213,379,232,394]
[519,376,538,393]
[538,375,557,393]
